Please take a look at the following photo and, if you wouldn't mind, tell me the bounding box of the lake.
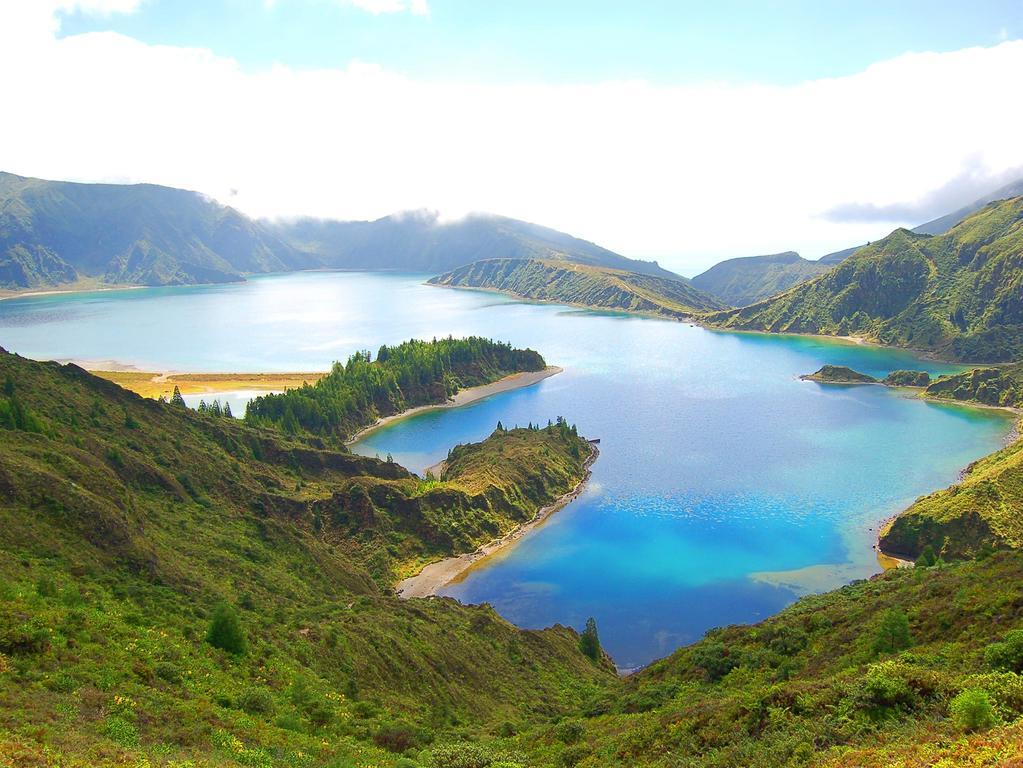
[0,271,1012,669]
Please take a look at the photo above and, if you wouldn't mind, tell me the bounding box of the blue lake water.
[0,272,1012,669]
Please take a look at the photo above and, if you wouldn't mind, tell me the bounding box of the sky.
[2,0,1023,274]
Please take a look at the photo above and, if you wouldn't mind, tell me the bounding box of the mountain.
[269,210,680,279]
[704,195,1023,362]
[0,172,302,290]
[690,251,831,306]
[0,171,680,291]
[428,258,727,317]
[913,176,1023,236]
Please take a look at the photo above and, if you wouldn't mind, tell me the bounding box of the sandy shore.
[88,369,327,399]
[346,365,563,445]
[396,442,599,599]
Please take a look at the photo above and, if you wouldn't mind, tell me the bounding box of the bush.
[238,687,275,716]
[426,743,525,768]
[915,544,938,567]
[154,661,182,685]
[102,715,140,748]
[206,601,246,655]
[950,688,998,731]
[985,629,1023,672]
[35,576,58,598]
[856,661,916,713]
[873,608,912,655]
[373,719,432,753]
[692,641,738,681]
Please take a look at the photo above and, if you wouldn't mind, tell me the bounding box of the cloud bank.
[1,1,1022,273]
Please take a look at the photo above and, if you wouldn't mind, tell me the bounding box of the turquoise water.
[0,272,1012,669]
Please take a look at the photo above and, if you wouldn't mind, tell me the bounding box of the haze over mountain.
[692,175,1023,307]
[706,195,1023,362]
[0,172,678,290]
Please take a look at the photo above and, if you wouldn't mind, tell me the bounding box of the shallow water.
[0,272,1012,668]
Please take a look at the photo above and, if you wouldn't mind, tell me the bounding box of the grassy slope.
[428,258,727,317]
[0,350,615,767]
[690,251,831,307]
[508,552,1023,767]
[704,196,1023,362]
[877,363,1023,560]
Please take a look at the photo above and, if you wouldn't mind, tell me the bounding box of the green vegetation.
[0,348,613,766]
[884,369,931,387]
[428,258,725,318]
[924,362,1023,408]
[505,552,1023,767]
[799,365,878,384]
[705,195,1023,362]
[578,618,602,662]
[690,250,831,307]
[245,337,545,439]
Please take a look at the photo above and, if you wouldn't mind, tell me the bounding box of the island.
[799,365,878,384]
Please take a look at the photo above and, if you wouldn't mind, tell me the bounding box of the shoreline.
[396,442,600,599]
[345,365,563,446]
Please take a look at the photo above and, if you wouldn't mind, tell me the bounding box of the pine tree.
[496,420,504,432]
[198,400,209,414]
[223,401,233,419]
[210,400,223,417]
[873,608,912,654]
[3,375,14,398]
[170,386,187,408]
[579,617,602,661]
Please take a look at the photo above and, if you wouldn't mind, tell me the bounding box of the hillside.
[270,211,679,279]
[690,251,831,307]
[704,195,1023,362]
[245,337,547,439]
[511,551,1023,766]
[0,348,615,766]
[0,172,302,290]
[877,363,1023,560]
[428,258,727,318]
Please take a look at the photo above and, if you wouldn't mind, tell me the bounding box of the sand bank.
[396,442,598,599]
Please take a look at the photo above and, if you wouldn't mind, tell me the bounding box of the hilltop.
[704,195,1023,362]
[270,211,679,279]
[691,251,830,307]
[428,258,726,318]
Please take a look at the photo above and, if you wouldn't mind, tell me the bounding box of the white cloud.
[0,1,1021,274]
[344,0,428,15]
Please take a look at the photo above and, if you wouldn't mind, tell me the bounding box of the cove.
[0,271,1013,669]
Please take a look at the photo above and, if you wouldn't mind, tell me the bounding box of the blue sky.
[60,0,1021,86]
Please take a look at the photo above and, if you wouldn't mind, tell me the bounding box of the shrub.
[985,629,1023,672]
[873,608,912,655]
[856,661,916,713]
[554,720,584,744]
[950,688,998,731]
[373,719,432,753]
[35,576,58,598]
[426,743,525,768]
[692,641,738,681]
[154,661,182,685]
[238,687,275,716]
[915,544,938,567]
[206,601,246,655]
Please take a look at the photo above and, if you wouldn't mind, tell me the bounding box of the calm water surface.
[0,272,1012,668]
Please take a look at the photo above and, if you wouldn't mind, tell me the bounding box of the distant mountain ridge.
[429,258,726,318]
[0,171,301,289]
[0,171,679,290]
[271,211,678,279]
[705,195,1023,362]
[690,251,830,307]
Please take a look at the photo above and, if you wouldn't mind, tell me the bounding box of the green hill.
[690,251,831,307]
[704,195,1023,362]
[0,172,302,290]
[877,363,1023,561]
[799,365,878,384]
[0,348,615,766]
[428,258,727,318]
